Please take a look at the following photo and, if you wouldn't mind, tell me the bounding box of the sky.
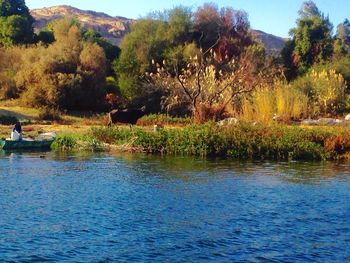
[25,0,350,38]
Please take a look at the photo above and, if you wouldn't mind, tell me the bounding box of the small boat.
[0,132,56,151]
[0,139,54,150]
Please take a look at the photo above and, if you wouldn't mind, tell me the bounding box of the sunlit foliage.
[0,0,34,46]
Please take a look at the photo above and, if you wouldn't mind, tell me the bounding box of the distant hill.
[251,30,287,55]
[31,5,133,45]
[31,5,286,53]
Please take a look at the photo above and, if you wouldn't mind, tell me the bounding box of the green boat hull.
[0,139,54,150]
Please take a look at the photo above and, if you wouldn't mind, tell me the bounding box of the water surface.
[0,151,349,262]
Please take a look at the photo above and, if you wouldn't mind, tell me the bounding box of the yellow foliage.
[275,83,308,122]
[294,69,347,115]
[241,86,275,123]
[241,82,309,123]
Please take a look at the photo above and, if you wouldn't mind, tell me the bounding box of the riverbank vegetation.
[47,123,350,161]
[1,104,350,161]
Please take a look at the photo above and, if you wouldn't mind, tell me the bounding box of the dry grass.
[275,85,308,122]
[0,103,105,139]
[240,83,309,123]
[0,102,105,124]
[241,87,275,123]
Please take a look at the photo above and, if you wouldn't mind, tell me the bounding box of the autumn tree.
[193,3,254,63]
[116,4,256,105]
[146,44,266,123]
[0,0,34,46]
[0,44,25,99]
[14,18,107,110]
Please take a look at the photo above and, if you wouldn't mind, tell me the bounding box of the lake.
[0,151,349,262]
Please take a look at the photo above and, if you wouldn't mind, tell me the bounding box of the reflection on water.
[107,152,350,185]
[0,152,349,262]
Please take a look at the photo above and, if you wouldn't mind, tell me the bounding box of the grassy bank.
[52,123,350,161]
[2,104,350,161]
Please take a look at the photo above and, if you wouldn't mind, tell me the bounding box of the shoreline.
[47,123,350,161]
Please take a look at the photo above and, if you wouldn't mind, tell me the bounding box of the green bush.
[51,133,106,152]
[38,107,61,121]
[313,58,350,90]
[51,135,77,151]
[136,114,191,126]
[89,126,135,144]
[292,69,347,115]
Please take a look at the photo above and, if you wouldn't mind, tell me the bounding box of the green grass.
[85,123,350,160]
[51,133,106,152]
[136,114,191,126]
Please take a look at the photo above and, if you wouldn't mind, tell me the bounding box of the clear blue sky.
[26,0,350,38]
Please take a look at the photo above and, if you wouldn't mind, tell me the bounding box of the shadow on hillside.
[0,109,31,120]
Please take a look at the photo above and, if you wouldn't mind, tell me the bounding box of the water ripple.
[0,153,349,262]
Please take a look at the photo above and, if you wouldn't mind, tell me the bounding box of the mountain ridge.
[31,5,133,45]
[30,5,286,52]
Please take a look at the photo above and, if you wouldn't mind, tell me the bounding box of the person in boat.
[11,122,22,141]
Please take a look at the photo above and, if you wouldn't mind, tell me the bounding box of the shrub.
[241,86,275,123]
[14,22,107,111]
[136,114,191,126]
[76,136,105,152]
[240,83,308,123]
[38,107,61,121]
[51,135,77,151]
[312,58,350,90]
[275,83,308,122]
[292,69,347,115]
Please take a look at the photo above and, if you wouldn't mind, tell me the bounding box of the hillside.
[31,5,133,45]
[251,30,287,54]
[31,5,286,53]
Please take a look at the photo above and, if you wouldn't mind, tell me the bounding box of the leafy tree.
[36,30,55,45]
[0,0,34,46]
[0,0,30,16]
[285,1,333,75]
[115,6,193,99]
[147,47,265,123]
[166,6,192,43]
[281,40,297,80]
[14,19,107,110]
[116,4,256,103]
[334,19,350,55]
[83,28,120,63]
[193,3,254,63]
[115,17,176,101]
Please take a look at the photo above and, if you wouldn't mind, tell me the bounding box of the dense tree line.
[0,17,108,110]
[1,0,350,121]
[0,1,119,110]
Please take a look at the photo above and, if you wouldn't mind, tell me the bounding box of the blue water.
[0,152,350,262]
